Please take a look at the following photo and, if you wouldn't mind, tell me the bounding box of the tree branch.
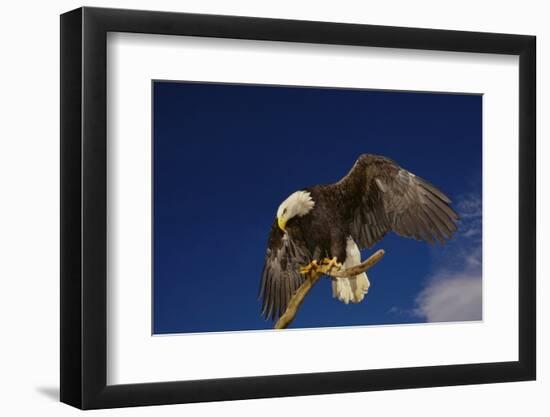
[274,249,385,329]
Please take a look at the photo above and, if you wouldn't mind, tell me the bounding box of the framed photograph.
[60,6,536,409]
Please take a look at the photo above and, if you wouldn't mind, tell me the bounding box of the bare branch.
[274,249,385,329]
[327,249,385,278]
[273,272,322,330]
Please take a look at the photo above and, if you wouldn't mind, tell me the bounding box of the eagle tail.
[331,237,370,304]
[332,274,370,304]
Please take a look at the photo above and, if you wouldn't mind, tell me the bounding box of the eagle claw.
[321,257,342,271]
[299,260,319,275]
[300,258,342,276]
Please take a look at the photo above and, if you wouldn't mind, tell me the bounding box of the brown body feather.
[259,154,459,320]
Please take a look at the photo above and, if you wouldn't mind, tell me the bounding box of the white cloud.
[414,270,482,322]
[413,194,483,323]
[456,196,482,220]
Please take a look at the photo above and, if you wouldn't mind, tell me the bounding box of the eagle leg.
[299,258,343,276]
[321,257,343,271]
[299,260,319,275]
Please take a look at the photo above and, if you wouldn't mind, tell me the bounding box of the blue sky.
[153,81,482,334]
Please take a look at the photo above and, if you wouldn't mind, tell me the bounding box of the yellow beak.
[278,217,287,232]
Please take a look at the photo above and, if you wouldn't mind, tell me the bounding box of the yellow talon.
[299,260,319,275]
[321,257,341,270]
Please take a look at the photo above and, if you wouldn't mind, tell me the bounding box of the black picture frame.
[60,6,536,410]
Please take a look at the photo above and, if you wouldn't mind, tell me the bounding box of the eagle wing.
[343,154,459,248]
[259,220,311,321]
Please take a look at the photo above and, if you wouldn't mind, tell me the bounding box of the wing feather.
[342,154,459,248]
[259,221,310,321]
[421,207,447,244]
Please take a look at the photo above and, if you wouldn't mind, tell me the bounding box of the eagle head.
[276,190,315,232]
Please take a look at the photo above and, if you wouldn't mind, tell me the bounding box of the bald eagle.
[259,154,459,321]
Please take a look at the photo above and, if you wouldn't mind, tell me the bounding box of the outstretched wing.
[342,154,459,249]
[259,221,311,321]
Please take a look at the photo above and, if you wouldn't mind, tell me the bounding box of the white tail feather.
[332,237,371,304]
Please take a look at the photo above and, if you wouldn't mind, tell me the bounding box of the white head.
[276,190,315,232]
